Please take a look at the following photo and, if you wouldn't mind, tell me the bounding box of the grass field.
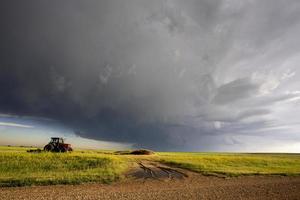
[0,146,299,186]
[0,146,128,187]
[158,152,300,176]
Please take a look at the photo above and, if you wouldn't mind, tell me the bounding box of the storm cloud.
[1,0,300,151]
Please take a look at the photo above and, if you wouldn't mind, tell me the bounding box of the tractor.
[44,137,73,152]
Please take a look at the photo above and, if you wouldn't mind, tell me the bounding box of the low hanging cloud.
[0,122,34,129]
[0,0,300,151]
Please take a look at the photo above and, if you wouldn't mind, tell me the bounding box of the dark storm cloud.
[1,0,300,151]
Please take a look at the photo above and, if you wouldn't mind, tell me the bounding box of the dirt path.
[1,161,300,200]
[129,161,188,180]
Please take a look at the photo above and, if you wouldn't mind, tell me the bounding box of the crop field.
[158,152,300,176]
[0,146,300,187]
[0,146,128,187]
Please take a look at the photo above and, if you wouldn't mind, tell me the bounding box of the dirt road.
[1,162,300,200]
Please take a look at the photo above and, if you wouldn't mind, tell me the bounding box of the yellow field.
[0,146,128,186]
[158,152,300,176]
[0,146,299,186]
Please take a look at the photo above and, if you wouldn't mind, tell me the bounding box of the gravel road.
[1,162,299,200]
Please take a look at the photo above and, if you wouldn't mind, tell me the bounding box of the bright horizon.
[1,119,299,152]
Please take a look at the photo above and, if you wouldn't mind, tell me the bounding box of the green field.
[0,146,128,187]
[158,152,300,176]
[0,146,299,186]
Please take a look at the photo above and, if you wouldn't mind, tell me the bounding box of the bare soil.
[129,161,188,180]
[1,161,300,200]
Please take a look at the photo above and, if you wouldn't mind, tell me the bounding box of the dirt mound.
[130,149,154,155]
[115,149,154,155]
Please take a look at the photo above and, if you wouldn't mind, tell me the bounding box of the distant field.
[158,152,300,176]
[0,146,300,187]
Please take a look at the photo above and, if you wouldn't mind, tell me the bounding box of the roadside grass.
[158,152,300,176]
[0,147,128,187]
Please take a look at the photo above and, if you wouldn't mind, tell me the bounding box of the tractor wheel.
[68,147,73,152]
[57,147,63,152]
[61,147,67,153]
[44,144,54,152]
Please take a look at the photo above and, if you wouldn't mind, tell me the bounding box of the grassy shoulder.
[0,147,128,187]
[158,152,300,176]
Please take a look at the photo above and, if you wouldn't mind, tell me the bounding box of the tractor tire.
[61,147,67,152]
[68,147,73,152]
[44,144,54,152]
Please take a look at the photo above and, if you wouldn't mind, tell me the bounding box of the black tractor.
[44,137,73,152]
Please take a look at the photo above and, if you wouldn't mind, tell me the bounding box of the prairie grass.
[0,146,32,152]
[1,146,300,187]
[0,147,128,187]
[158,152,300,176]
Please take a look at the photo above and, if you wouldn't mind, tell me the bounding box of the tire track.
[132,161,188,181]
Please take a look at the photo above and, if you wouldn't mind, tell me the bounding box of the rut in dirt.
[129,161,189,181]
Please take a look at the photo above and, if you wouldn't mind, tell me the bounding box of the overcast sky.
[0,0,300,152]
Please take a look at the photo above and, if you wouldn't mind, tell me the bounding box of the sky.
[0,0,300,152]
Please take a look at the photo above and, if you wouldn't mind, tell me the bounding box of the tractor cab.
[50,137,64,145]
